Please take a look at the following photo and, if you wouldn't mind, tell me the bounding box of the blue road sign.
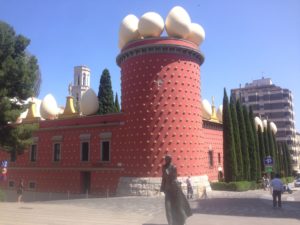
[264,156,273,165]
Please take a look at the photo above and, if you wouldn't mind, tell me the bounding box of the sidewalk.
[0,188,299,225]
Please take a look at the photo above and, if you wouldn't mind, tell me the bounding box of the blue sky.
[1,0,300,129]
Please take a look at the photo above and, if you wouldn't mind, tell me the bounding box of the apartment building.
[231,77,298,171]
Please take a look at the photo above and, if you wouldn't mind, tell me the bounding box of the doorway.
[81,171,91,194]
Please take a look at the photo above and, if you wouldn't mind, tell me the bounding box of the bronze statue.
[160,155,192,225]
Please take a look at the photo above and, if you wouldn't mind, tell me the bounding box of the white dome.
[80,89,99,116]
[138,12,164,38]
[40,94,59,119]
[270,121,277,134]
[119,14,140,49]
[217,105,223,122]
[165,6,191,39]
[202,99,212,119]
[254,117,263,131]
[186,23,205,46]
[263,119,268,130]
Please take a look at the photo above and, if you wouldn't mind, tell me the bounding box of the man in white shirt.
[270,174,284,208]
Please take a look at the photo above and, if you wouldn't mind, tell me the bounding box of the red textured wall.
[119,38,204,177]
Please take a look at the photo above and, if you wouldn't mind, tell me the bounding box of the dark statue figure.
[160,155,192,225]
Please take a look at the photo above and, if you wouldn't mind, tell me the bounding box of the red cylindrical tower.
[116,37,204,177]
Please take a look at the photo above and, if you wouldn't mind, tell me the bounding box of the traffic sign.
[265,165,273,173]
[264,156,273,165]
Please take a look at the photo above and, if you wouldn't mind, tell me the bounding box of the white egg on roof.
[119,14,140,49]
[138,12,164,38]
[263,119,268,129]
[217,105,223,122]
[165,6,191,39]
[186,23,205,46]
[270,121,277,134]
[80,88,99,116]
[202,99,212,119]
[254,117,263,131]
[40,94,59,119]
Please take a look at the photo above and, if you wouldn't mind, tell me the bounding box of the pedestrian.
[160,155,192,225]
[270,173,284,208]
[17,179,24,203]
[186,176,193,199]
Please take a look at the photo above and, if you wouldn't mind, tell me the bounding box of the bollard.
[67,191,70,200]
[86,189,88,199]
[106,188,109,198]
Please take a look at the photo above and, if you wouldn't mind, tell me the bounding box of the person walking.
[160,155,192,225]
[270,174,284,208]
[186,176,193,199]
[17,179,24,203]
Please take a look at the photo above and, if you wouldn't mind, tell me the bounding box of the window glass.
[101,141,110,161]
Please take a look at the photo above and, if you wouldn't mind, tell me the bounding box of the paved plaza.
[0,188,300,225]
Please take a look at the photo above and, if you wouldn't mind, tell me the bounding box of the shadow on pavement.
[192,197,300,220]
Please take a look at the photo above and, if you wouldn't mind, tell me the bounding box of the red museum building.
[0,38,223,196]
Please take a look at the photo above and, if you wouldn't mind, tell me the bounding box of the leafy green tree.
[243,106,257,181]
[267,122,277,173]
[114,92,120,112]
[257,126,266,172]
[236,100,250,180]
[222,89,238,182]
[97,69,115,114]
[230,95,243,180]
[0,21,40,154]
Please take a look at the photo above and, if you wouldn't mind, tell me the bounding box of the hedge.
[211,181,259,191]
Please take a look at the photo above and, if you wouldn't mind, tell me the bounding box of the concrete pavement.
[0,188,300,225]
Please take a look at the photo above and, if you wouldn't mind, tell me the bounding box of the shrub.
[211,181,258,191]
[0,188,4,202]
[282,176,294,184]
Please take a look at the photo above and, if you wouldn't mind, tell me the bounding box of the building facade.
[0,38,223,196]
[231,77,298,170]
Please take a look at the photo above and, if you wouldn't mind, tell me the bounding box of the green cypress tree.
[243,105,257,181]
[263,125,270,157]
[236,100,250,180]
[272,134,280,174]
[284,142,292,176]
[267,122,277,173]
[281,142,288,177]
[114,93,120,112]
[97,69,115,114]
[230,95,243,180]
[223,89,238,182]
[257,126,266,172]
[276,141,283,176]
[249,108,261,180]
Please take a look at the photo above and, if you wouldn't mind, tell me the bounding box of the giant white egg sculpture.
[263,119,268,130]
[202,99,212,119]
[270,121,277,134]
[80,88,99,116]
[40,94,59,119]
[165,6,191,39]
[186,23,205,46]
[217,105,223,122]
[138,12,164,38]
[254,117,263,131]
[119,14,140,49]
